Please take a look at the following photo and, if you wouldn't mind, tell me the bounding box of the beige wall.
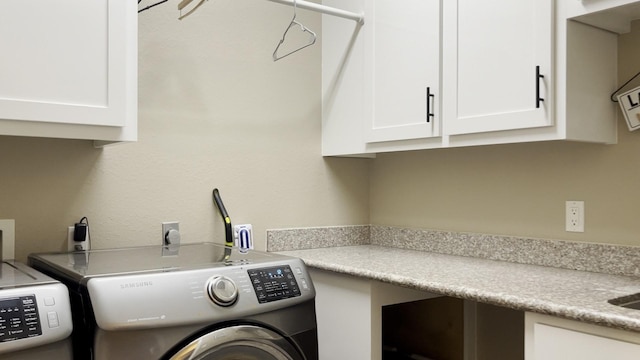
[2,7,639,263]
[370,22,640,246]
[0,2,370,261]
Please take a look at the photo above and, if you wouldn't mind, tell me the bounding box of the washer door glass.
[168,325,302,360]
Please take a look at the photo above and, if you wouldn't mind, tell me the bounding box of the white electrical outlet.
[0,219,16,260]
[566,201,585,232]
[162,221,180,246]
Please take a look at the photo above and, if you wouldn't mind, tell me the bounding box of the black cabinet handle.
[536,66,544,108]
[426,87,435,122]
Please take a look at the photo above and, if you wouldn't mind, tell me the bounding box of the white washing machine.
[29,243,318,359]
[0,261,73,360]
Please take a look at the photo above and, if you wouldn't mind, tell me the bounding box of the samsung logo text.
[120,281,154,289]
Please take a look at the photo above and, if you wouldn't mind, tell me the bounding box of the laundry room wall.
[369,21,640,246]
[0,1,370,261]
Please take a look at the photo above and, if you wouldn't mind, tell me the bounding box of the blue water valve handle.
[234,224,253,251]
[239,228,250,250]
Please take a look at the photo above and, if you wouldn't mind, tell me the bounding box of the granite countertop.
[277,244,640,333]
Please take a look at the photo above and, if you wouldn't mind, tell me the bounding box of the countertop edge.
[278,245,640,333]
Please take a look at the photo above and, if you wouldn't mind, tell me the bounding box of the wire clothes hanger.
[138,0,169,13]
[140,0,364,24]
[272,0,317,61]
[177,0,208,20]
[138,0,205,19]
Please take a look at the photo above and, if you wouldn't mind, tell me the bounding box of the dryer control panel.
[0,283,73,355]
[0,295,42,342]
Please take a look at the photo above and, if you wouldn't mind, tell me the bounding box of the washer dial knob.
[207,276,238,306]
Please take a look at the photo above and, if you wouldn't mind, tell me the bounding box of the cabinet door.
[364,0,440,143]
[525,313,640,360]
[443,0,553,135]
[0,0,136,136]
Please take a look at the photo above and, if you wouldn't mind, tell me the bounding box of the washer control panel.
[248,265,301,304]
[0,295,42,342]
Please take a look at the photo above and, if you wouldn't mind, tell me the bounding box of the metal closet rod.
[265,0,364,24]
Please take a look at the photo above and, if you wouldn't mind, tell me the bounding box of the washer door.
[168,325,303,360]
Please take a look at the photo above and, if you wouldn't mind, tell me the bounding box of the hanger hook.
[272,0,317,61]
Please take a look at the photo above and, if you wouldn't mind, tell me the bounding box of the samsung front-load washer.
[0,261,73,360]
[28,243,318,360]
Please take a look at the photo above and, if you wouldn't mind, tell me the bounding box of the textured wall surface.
[370,22,640,246]
[0,2,370,260]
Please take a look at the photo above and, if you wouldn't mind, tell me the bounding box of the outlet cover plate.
[566,201,585,232]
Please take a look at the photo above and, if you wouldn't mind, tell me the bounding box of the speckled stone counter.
[277,245,640,333]
[268,225,640,277]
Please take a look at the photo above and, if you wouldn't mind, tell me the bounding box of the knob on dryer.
[206,276,238,306]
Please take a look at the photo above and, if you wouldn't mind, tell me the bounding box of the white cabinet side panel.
[310,269,373,360]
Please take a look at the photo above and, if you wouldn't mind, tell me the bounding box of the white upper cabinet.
[322,0,442,156]
[442,0,553,136]
[322,0,368,156]
[364,0,440,143]
[0,0,137,145]
[565,0,640,34]
[323,0,622,156]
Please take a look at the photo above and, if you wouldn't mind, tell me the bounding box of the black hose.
[212,188,234,247]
